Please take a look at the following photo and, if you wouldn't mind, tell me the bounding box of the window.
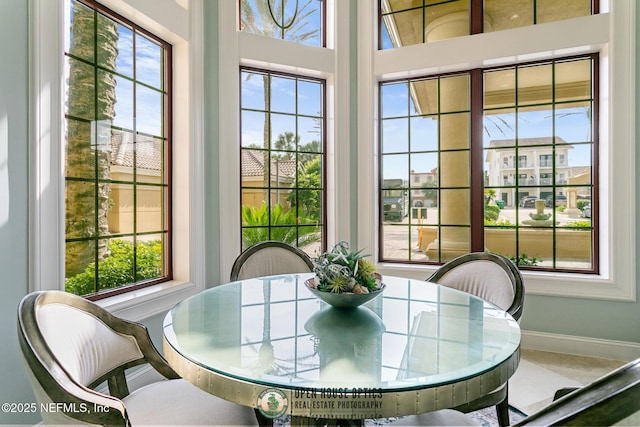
[484,57,596,272]
[63,0,172,298]
[239,0,325,47]
[379,0,596,49]
[379,54,597,272]
[240,68,326,256]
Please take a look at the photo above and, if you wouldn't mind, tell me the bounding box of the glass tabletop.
[163,273,520,392]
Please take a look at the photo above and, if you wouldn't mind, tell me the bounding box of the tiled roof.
[241,150,298,178]
[111,132,162,171]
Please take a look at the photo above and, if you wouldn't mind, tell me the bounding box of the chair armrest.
[553,387,578,401]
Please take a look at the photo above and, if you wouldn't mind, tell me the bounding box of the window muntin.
[239,0,325,47]
[240,68,326,256]
[380,0,596,49]
[64,0,172,299]
[379,55,597,273]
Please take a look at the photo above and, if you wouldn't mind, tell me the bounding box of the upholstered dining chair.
[424,252,525,427]
[396,356,640,427]
[230,240,314,281]
[18,290,258,426]
[515,356,640,426]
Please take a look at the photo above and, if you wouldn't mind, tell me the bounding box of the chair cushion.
[123,379,258,426]
[236,247,312,280]
[390,409,480,426]
[438,261,515,311]
[37,303,144,386]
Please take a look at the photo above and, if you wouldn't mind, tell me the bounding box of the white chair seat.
[389,409,479,426]
[123,378,258,426]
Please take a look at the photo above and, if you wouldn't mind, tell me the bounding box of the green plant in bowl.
[306,241,384,308]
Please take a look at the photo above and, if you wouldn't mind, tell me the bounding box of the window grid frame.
[239,66,327,254]
[64,0,173,300]
[378,54,598,274]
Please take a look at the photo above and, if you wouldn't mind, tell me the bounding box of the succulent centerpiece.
[309,241,382,295]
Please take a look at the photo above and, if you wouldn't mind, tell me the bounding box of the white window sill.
[96,280,200,322]
[375,263,635,302]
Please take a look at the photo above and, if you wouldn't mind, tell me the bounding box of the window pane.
[136,185,164,233]
[136,235,165,282]
[440,113,469,150]
[271,76,297,113]
[64,2,171,297]
[239,0,323,47]
[67,0,95,61]
[242,111,268,148]
[484,0,534,32]
[410,116,438,152]
[382,118,409,153]
[136,84,163,136]
[518,64,552,106]
[112,75,134,130]
[381,82,409,118]
[298,80,322,117]
[108,183,134,235]
[536,0,591,24]
[114,25,134,78]
[484,69,515,108]
[66,120,95,179]
[136,34,162,88]
[66,58,96,121]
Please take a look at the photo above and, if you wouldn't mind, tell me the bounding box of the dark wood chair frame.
[18,290,184,426]
[516,357,640,426]
[427,252,525,427]
[230,240,314,282]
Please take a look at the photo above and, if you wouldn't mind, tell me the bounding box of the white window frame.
[217,0,353,280]
[29,0,206,320]
[357,1,636,301]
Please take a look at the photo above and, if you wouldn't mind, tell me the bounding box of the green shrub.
[484,205,500,222]
[65,239,163,296]
[556,205,567,212]
[510,252,540,266]
[565,220,592,229]
[241,203,320,248]
[485,218,515,227]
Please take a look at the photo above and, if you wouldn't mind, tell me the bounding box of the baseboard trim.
[521,330,640,362]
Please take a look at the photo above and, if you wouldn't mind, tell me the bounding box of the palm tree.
[65,3,119,278]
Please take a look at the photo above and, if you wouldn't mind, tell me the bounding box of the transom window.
[240,68,326,256]
[379,55,597,273]
[380,0,596,49]
[64,0,172,299]
[239,0,325,47]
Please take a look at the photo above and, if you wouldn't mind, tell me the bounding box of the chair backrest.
[516,357,640,426]
[427,252,524,320]
[17,290,177,425]
[230,241,314,281]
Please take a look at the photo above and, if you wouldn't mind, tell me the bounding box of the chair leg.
[496,391,510,427]
[254,408,274,427]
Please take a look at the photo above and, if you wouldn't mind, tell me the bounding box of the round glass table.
[162,273,520,421]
